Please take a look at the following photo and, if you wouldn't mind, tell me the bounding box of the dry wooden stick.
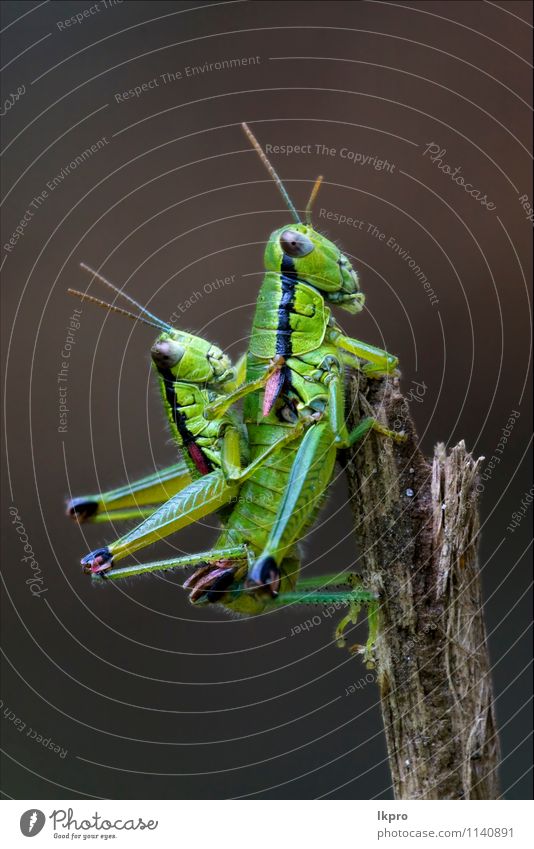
[344,373,500,799]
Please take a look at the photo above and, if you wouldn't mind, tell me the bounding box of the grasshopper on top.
[263,225,364,316]
[242,121,364,317]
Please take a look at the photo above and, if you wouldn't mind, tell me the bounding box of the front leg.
[203,356,284,420]
[327,369,406,447]
[221,352,247,392]
[328,327,399,377]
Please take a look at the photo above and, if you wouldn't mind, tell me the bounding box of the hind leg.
[81,420,312,573]
[247,421,337,595]
[81,471,240,573]
[67,461,192,523]
[91,545,250,604]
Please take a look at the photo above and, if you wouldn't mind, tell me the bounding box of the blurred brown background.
[1,0,532,799]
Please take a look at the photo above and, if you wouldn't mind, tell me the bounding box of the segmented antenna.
[305,176,323,224]
[241,122,301,224]
[79,263,172,333]
[67,288,165,332]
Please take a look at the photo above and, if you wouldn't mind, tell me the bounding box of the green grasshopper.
[76,124,403,649]
[67,264,307,576]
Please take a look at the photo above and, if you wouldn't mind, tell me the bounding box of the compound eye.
[151,339,185,369]
[279,229,314,258]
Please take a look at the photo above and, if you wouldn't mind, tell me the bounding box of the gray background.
[1,0,532,799]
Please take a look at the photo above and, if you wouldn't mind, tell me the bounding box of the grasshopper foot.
[67,498,98,522]
[362,362,400,380]
[245,555,281,597]
[81,547,113,575]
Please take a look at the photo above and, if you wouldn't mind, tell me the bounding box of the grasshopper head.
[151,331,235,386]
[241,124,365,315]
[68,265,236,387]
[264,224,365,315]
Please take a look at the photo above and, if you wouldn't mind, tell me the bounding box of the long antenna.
[67,288,165,332]
[305,175,323,224]
[241,122,301,224]
[79,263,172,333]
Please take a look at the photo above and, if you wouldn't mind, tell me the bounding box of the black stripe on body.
[276,255,298,357]
[159,368,213,473]
[269,254,305,417]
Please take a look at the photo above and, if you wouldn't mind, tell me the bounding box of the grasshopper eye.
[280,230,314,257]
[151,339,185,369]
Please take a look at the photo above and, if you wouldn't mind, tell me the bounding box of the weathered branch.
[344,373,500,800]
